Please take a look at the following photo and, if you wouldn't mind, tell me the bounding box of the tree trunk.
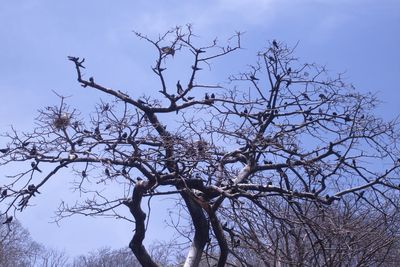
[181,191,210,267]
[125,181,159,267]
[209,210,228,267]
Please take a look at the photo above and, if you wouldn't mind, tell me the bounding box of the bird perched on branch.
[22,141,30,147]
[28,184,40,195]
[161,46,175,56]
[0,147,9,154]
[68,153,77,161]
[30,145,37,156]
[31,162,42,172]
[3,216,12,224]
[176,80,184,95]
[76,138,84,146]
[302,93,310,101]
[272,40,279,49]
[249,75,259,81]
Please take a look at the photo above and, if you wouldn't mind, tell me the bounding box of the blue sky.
[0,0,399,257]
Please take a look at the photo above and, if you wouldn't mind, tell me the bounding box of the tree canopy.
[1,26,400,266]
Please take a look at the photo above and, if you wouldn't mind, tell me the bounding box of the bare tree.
[39,247,69,267]
[217,196,400,266]
[72,247,140,267]
[0,215,68,267]
[0,216,40,267]
[1,25,400,266]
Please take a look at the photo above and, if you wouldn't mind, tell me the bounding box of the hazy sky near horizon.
[0,0,399,258]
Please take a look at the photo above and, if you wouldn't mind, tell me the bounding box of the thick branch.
[181,190,210,267]
[125,181,159,267]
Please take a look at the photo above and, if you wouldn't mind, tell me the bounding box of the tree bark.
[126,181,159,267]
[209,211,228,267]
[181,191,210,267]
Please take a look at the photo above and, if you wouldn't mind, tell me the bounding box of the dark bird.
[0,148,9,154]
[2,189,7,197]
[205,93,210,100]
[176,80,184,95]
[137,177,143,181]
[191,65,202,71]
[28,184,35,191]
[272,40,278,48]
[104,124,112,131]
[105,168,110,177]
[319,93,327,100]
[28,184,40,195]
[286,80,292,87]
[3,216,12,224]
[161,46,175,56]
[302,93,310,100]
[30,145,37,156]
[243,108,248,114]
[76,138,84,146]
[187,97,195,101]
[332,112,337,116]
[122,168,127,175]
[31,162,42,172]
[94,126,102,140]
[268,56,275,62]
[287,67,292,74]
[82,170,87,178]
[22,141,30,147]
[122,132,128,139]
[102,103,110,112]
[89,77,94,83]
[210,93,215,99]
[344,115,352,122]
[249,75,259,81]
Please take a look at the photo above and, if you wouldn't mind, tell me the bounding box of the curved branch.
[181,190,210,267]
[124,181,158,267]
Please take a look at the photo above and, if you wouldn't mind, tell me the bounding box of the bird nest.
[53,113,70,130]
